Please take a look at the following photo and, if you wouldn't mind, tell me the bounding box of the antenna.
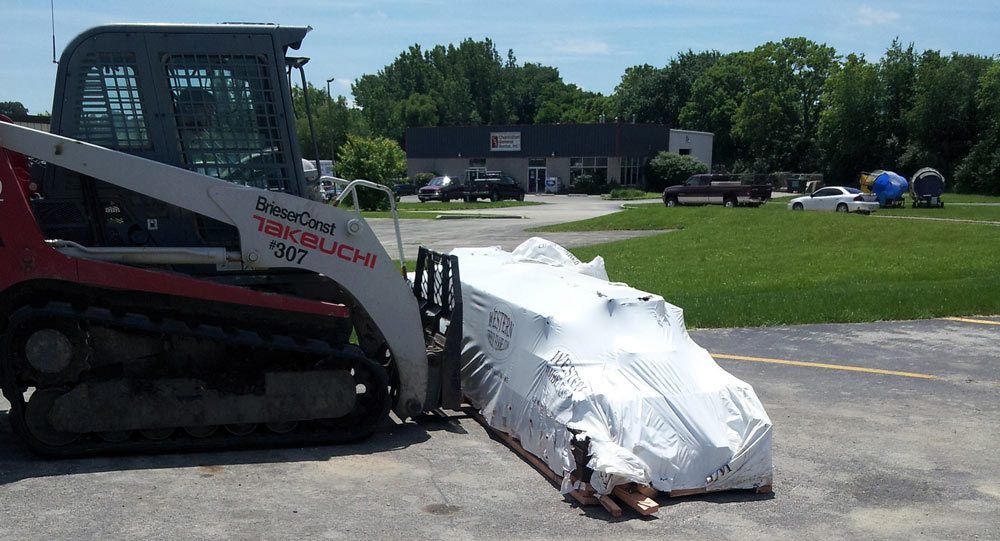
[51,0,57,64]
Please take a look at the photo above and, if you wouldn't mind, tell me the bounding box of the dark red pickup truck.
[662,174,772,208]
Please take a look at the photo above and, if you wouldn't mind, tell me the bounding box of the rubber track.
[1,301,390,457]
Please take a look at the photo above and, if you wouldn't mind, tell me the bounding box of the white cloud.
[550,39,611,56]
[856,5,901,26]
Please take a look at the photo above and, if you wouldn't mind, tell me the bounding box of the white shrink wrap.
[454,238,772,495]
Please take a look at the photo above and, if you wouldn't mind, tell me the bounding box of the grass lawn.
[535,204,1000,328]
[938,193,1000,203]
[879,205,1000,222]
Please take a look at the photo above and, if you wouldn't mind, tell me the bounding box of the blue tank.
[871,171,908,207]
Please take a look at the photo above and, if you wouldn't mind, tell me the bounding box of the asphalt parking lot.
[1,316,997,539]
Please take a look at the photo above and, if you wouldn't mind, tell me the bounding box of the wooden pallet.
[468,407,772,518]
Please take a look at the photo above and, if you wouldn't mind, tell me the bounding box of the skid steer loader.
[0,23,462,456]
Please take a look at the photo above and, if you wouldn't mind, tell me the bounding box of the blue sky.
[3,0,998,114]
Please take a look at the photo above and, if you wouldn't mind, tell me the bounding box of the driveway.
[366,195,663,260]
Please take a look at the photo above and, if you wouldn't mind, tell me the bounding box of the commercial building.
[405,123,712,192]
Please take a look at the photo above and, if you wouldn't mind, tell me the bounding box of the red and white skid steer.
[0,23,462,456]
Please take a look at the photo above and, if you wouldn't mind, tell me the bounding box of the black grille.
[33,201,86,226]
[164,54,288,191]
[71,52,151,150]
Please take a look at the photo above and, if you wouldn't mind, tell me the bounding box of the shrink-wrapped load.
[454,238,772,495]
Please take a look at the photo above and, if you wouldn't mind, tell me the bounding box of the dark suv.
[465,173,525,202]
[417,176,464,202]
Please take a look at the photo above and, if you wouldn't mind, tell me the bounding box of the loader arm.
[0,121,429,418]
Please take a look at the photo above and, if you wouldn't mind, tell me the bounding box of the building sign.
[490,131,521,152]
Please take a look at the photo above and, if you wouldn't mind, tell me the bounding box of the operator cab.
[35,23,313,250]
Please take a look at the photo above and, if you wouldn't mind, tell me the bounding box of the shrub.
[413,171,436,188]
[645,152,709,192]
[570,179,595,194]
[601,182,622,195]
[336,135,406,210]
[608,188,648,199]
[954,137,1000,194]
[569,179,621,195]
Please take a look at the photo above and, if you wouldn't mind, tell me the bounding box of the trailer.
[860,170,908,208]
[911,167,946,208]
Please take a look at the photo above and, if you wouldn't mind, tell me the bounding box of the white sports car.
[787,186,879,213]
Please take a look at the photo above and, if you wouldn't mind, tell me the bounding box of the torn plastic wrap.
[454,238,772,496]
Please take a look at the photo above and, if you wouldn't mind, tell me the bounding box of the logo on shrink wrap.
[486,303,515,359]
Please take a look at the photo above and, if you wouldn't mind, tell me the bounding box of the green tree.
[613,64,667,123]
[399,93,439,127]
[680,52,750,169]
[732,38,838,173]
[507,62,562,123]
[902,51,992,179]
[818,54,882,184]
[336,135,406,210]
[0,101,29,117]
[613,51,719,127]
[351,38,613,139]
[534,83,610,124]
[876,39,917,168]
[645,151,709,192]
[352,72,404,140]
[292,84,369,160]
[353,39,515,139]
[954,61,1000,194]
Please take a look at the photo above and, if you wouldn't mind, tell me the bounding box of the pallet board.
[468,406,772,518]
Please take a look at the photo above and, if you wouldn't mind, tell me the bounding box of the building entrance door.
[528,167,547,193]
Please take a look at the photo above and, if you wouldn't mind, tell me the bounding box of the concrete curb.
[435,214,525,220]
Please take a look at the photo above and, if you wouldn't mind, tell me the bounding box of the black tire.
[517,192,525,202]
[723,197,737,208]
[792,202,804,211]
[836,203,848,213]
[490,190,499,202]
[665,197,678,208]
[442,196,450,203]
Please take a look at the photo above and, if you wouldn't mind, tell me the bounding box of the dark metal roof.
[405,123,672,158]
[60,24,311,61]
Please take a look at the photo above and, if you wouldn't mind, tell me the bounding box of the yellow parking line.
[711,353,938,380]
[941,317,1000,326]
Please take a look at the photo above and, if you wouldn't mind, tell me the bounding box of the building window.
[679,148,691,156]
[569,156,608,185]
[620,156,645,187]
